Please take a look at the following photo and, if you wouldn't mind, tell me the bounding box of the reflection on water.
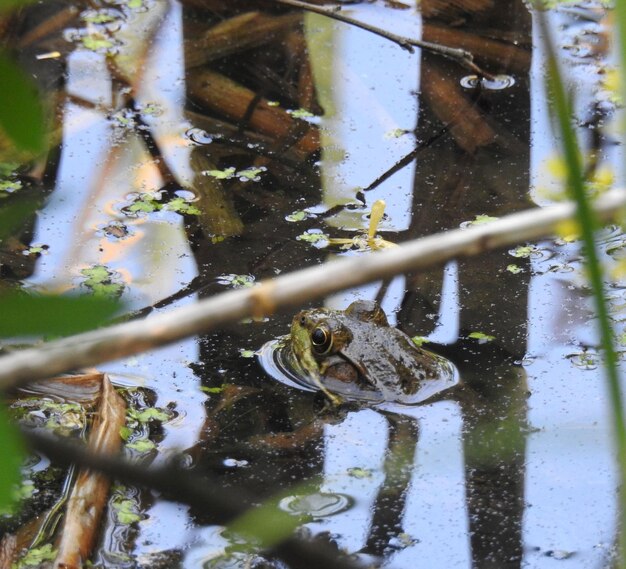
[0,0,623,567]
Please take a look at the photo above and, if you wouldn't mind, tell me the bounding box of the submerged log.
[421,0,494,20]
[420,60,495,153]
[284,30,323,115]
[185,11,302,69]
[189,149,245,237]
[187,69,320,155]
[422,23,531,74]
[0,534,16,569]
[53,375,126,569]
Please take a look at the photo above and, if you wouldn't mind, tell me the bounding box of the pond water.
[2,0,625,567]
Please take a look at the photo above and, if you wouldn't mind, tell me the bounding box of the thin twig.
[359,127,448,197]
[272,0,496,79]
[0,189,624,391]
[22,429,364,569]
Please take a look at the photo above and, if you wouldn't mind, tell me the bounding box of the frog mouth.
[324,350,380,392]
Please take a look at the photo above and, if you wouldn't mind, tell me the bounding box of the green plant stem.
[536,10,626,566]
[616,0,626,138]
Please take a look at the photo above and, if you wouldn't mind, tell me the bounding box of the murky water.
[1,0,624,567]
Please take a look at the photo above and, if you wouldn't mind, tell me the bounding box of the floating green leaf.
[347,467,373,479]
[507,264,523,274]
[127,407,171,423]
[119,425,132,441]
[204,167,236,180]
[237,167,265,181]
[285,210,308,223]
[567,351,599,370]
[469,214,499,226]
[112,497,142,524]
[165,197,201,215]
[126,438,156,453]
[140,102,162,116]
[82,10,117,24]
[288,108,315,119]
[0,179,21,194]
[384,128,408,139]
[26,243,48,255]
[200,386,224,394]
[111,110,134,127]
[511,245,535,258]
[217,273,255,288]
[81,265,125,299]
[239,349,256,358]
[0,293,121,336]
[468,331,495,343]
[14,544,56,569]
[297,231,328,245]
[81,34,114,52]
[0,51,45,153]
[124,193,161,215]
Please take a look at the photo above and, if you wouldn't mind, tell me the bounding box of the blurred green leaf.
[0,51,45,153]
[0,200,38,241]
[0,0,38,12]
[0,405,24,512]
[229,498,302,550]
[0,293,121,336]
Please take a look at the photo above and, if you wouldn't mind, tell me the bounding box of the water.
[1,0,623,567]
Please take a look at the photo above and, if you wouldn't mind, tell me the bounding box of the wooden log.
[53,374,126,569]
[187,69,319,155]
[185,11,302,69]
[190,149,245,237]
[423,23,531,74]
[421,60,496,153]
[421,0,494,20]
[284,30,323,115]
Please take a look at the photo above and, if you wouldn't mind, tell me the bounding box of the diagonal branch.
[272,0,496,78]
[0,189,624,391]
[22,429,363,569]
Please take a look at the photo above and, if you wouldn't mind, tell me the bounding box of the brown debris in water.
[185,11,302,69]
[420,61,496,153]
[52,374,126,569]
[187,69,320,156]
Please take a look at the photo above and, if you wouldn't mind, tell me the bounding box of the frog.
[283,300,458,405]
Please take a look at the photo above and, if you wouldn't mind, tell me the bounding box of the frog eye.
[311,326,332,354]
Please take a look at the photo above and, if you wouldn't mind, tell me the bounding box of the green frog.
[285,300,458,405]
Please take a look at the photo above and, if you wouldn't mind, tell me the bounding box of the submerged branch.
[0,189,624,390]
[22,430,363,569]
[272,0,496,78]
